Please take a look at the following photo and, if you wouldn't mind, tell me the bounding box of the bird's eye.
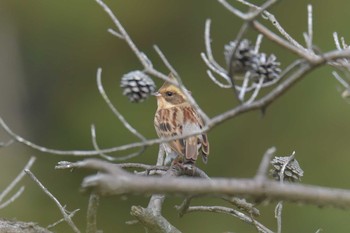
[165,91,173,97]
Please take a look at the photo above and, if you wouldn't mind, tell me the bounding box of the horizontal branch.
[185,206,273,233]
[66,159,350,209]
[0,219,52,233]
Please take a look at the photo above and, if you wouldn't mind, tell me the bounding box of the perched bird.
[153,76,209,165]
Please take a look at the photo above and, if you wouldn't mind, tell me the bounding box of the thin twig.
[206,70,232,88]
[230,0,306,52]
[227,22,250,101]
[25,169,81,233]
[254,34,264,53]
[0,139,14,147]
[279,151,295,182]
[95,0,149,69]
[185,205,273,233]
[203,19,230,82]
[96,68,146,142]
[153,45,179,78]
[275,201,283,233]
[333,32,342,51]
[306,4,313,52]
[47,209,80,229]
[86,193,100,233]
[252,21,313,61]
[0,156,36,206]
[255,147,276,181]
[0,186,25,209]
[219,0,278,22]
[90,124,145,161]
[238,73,250,100]
[274,151,295,233]
[107,28,124,39]
[333,71,350,88]
[130,205,181,233]
[246,77,264,103]
[175,196,194,217]
[156,145,165,166]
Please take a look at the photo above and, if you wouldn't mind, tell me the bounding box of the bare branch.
[185,205,273,233]
[278,151,296,182]
[333,71,350,88]
[246,77,264,103]
[230,0,306,52]
[95,0,148,69]
[62,159,350,209]
[203,19,230,84]
[153,45,179,78]
[107,28,123,39]
[275,201,283,233]
[92,69,148,160]
[333,32,342,51]
[0,156,36,208]
[130,205,181,233]
[252,21,312,61]
[47,209,80,230]
[0,186,25,209]
[218,0,278,22]
[25,169,81,233]
[156,145,165,166]
[175,196,194,217]
[97,68,145,141]
[86,193,100,233]
[0,219,53,233]
[255,147,276,181]
[306,4,314,52]
[0,139,14,148]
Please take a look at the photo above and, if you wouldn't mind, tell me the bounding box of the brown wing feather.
[154,108,185,156]
[182,106,209,163]
[154,105,210,163]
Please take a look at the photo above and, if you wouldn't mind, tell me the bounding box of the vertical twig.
[275,201,283,233]
[86,193,100,233]
[255,147,276,181]
[307,4,313,51]
[156,145,165,166]
[274,151,296,233]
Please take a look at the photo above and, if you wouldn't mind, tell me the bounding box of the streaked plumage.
[154,78,209,165]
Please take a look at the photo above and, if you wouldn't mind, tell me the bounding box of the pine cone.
[270,156,304,182]
[120,71,156,103]
[250,53,281,83]
[224,39,257,74]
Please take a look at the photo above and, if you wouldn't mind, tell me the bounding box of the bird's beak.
[152,92,161,97]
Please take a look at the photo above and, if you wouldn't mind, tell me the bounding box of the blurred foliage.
[1,0,350,232]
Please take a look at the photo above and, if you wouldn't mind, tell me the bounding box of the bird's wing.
[154,108,185,156]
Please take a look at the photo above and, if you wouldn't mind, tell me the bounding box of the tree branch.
[185,205,273,233]
[58,159,350,209]
[130,205,181,233]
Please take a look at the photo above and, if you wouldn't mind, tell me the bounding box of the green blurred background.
[1,0,350,232]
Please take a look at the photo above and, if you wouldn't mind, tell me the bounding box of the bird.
[153,75,209,166]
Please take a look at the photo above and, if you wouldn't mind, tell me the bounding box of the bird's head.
[153,74,189,109]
